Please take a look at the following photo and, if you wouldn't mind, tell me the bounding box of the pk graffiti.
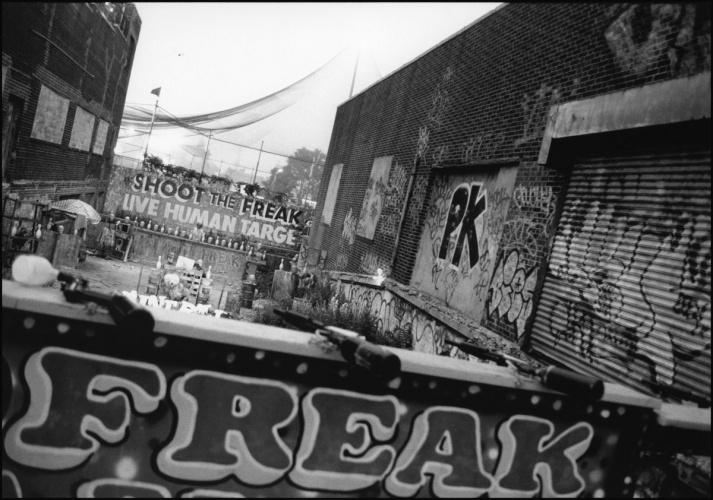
[4,347,594,498]
[439,182,488,270]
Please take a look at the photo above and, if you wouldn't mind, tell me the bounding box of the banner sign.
[2,280,657,498]
[104,167,313,249]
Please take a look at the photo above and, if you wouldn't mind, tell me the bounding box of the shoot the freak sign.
[2,280,664,498]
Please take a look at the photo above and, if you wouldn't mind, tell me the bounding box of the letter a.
[384,407,492,497]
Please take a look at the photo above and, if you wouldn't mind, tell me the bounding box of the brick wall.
[2,3,141,202]
[313,3,711,341]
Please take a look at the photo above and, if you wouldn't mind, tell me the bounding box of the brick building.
[2,3,141,207]
[310,4,711,403]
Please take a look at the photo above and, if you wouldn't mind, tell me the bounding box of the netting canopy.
[116,45,382,181]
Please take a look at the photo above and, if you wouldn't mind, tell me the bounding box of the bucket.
[241,280,256,309]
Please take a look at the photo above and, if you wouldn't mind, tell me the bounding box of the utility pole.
[251,141,263,184]
[143,92,160,165]
[200,130,212,181]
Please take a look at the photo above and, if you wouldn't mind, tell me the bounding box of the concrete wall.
[336,274,535,363]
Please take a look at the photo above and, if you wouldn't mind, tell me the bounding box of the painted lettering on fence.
[4,346,597,497]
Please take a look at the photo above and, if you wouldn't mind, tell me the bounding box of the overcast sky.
[121,3,502,177]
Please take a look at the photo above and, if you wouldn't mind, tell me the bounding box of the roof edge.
[337,2,507,107]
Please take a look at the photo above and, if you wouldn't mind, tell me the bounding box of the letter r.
[157,371,298,486]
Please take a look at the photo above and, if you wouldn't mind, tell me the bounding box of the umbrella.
[49,199,101,224]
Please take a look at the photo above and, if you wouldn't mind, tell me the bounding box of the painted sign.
[2,280,653,498]
[105,167,312,249]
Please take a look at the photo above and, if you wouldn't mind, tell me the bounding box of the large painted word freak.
[5,348,593,497]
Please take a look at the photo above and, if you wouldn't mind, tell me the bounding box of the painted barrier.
[1,279,708,498]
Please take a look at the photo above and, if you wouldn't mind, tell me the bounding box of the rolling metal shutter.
[531,150,711,403]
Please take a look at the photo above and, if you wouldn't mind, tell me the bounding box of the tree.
[263,147,326,203]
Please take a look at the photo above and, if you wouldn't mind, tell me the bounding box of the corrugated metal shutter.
[531,150,711,403]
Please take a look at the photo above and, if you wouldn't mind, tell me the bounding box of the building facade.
[2,2,141,208]
[310,4,711,403]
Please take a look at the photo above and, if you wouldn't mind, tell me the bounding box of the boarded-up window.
[93,119,110,155]
[357,156,392,240]
[31,85,70,144]
[321,163,343,226]
[69,107,96,151]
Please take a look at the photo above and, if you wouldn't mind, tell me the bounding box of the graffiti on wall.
[514,83,562,148]
[405,175,430,231]
[426,66,454,130]
[538,174,711,393]
[513,78,583,149]
[461,132,507,163]
[488,251,539,339]
[400,67,455,239]
[357,157,392,240]
[360,251,392,277]
[605,3,712,79]
[379,160,411,239]
[340,283,470,360]
[411,168,518,323]
[342,208,357,246]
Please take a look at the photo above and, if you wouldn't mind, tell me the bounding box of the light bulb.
[13,255,59,286]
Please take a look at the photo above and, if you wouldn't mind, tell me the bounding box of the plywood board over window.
[69,107,96,151]
[321,163,343,226]
[93,119,110,155]
[31,85,70,144]
[357,156,392,240]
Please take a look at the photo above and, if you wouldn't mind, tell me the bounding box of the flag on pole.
[150,87,161,97]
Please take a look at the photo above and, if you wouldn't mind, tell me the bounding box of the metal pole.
[137,260,144,294]
[349,48,361,99]
[143,97,159,163]
[252,141,263,184]
[218,159,223,177]
[200,131,212,181]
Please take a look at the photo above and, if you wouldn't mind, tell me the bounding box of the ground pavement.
[63,254,261,321]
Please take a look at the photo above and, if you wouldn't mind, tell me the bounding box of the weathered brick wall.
[314,3,711,341]
[2,3,141,201]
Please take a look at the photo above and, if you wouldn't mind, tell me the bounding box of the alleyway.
[64,254,260,321]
